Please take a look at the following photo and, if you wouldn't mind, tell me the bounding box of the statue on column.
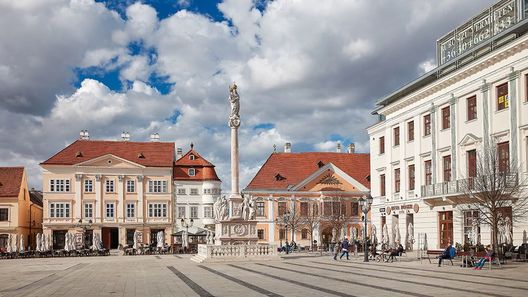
[214,196,229,222]
[228,83,240,128]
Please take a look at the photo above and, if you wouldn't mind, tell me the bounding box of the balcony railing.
[421,173,521,198]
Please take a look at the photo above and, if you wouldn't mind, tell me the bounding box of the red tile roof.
[174,149,220,181]
[41,140,175,167]
[0,167,24,197]
[245,152,370,190]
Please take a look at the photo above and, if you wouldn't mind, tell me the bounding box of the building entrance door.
[102,227,119,249]
[438,211,453,248]
[53,230,67,250]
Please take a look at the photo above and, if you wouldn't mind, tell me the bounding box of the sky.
[0,0,497,191]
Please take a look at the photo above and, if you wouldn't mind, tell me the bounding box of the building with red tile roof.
[243,143,371,248]
[0,167,43,251]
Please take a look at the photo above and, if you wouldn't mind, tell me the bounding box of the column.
[117,175,124,222]
[75,174,82,221]
[137,175,144,222]
[481,82,490,152]
[430,105,438,184]
[415,114,422,199]
[268,195,275,243]
[509,70,519,167]
[95,175,102,222]
[450,94,457,180]
[231,127,239,195]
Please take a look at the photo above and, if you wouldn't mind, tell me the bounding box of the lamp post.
[358,194,373,262]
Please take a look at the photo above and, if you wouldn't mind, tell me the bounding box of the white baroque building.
[368,0,528,250]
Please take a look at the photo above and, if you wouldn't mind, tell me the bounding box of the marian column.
[228,83,243,217]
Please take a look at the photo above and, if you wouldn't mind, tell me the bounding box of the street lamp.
[359,194,373,262]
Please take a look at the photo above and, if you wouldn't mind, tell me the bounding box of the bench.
[458,251,502,269]
[426,249,454,265]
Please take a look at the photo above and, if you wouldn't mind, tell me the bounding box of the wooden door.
[438,211,453,248]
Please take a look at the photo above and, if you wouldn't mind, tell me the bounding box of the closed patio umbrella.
[382,224,389,245]
[157,231,164,248]
[6,234,12,253]
[19,236,24,253]
[523,230,527,244]
[371,224,377,245]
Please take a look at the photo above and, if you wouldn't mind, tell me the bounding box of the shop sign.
[383,203,420,215]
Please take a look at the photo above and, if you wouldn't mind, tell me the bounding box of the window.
[49,179,70,192]
[408,121,414,142]
[177,206,186,218]
[301,229,308,240]
[498,142,510,173]
[463,210,480,245]
[84,180,93,192]
[278,202,287,216]
[467,150,477,178]
[256,202,265,217]
[148,180,167,193]
[49,202,70,218]
[379,136,385,154]
[126,203,135,218]
[149,203,167,218]
[84,203,93,219]
[189,155,195,160]
[0,234,8,249]
[496,82,509,111]
[106,203,115,218]
[188,168,196,176]
[424,114,431,136]
[0,208,8,221]
[204,206,212,218]
[408,164,415,190]
[467,96,477,121]
[324,202,332,216]
[393,127,400,146]
[190,188,198,195]
[258,229,265,240]
[424,160,432,186]
[380,174,386,196]
[300,202,308,216]
[105,180,115,193]
[352,202,359,216]
[443,155,452,182]
[177,188,186,195]
[394,168,400,193]
[441,106,450,129]
[126,180,135,193]
[190,206,198,218]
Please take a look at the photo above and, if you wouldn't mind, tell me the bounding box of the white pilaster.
[75,174,82,221]
[117,175,124,221]
[268,195,275,243]
[138,175,144,222]
[95,175,102,222]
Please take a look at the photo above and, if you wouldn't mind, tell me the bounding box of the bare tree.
[323,196,352,242]
[300,202,321,251]
[459,143,528,254]
[276,200,303,246]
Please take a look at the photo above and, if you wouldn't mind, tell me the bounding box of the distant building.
[40,133,174,249]
[0,167,43,250]
[173,144,221,241]
[243,143,370,248]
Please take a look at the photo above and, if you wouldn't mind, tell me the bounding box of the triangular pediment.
[291,163,369,192]
[74,154,145,169]
[458,133,482,147]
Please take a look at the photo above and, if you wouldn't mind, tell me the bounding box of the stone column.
[75,174,82,221]
[137,176,144,222]
[450,94,457,180]
[117,175,124,222]
[268,195,275,243]
[509,70,519,167]
[430,105,438,184]
[95,175,102,222]
[231,127,239,196]
[481,82,490,152]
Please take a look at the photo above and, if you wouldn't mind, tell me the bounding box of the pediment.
[458,133,482,147]
[74,154,145,169]
[292,163,369,192]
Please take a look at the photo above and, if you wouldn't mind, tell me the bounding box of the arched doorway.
[321,226,334,251]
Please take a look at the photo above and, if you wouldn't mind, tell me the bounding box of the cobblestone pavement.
[0,253,527,297]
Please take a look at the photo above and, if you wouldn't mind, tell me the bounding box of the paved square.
[0,254,527,297]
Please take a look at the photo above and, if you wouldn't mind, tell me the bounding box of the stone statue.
[241,195,251,220]
[504,216,512,245]
[228,83,240,127]
[248,197,257,220]
[214,196,229,222]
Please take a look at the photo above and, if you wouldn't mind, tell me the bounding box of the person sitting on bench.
[474,245,494,270]
[438,242,456,267]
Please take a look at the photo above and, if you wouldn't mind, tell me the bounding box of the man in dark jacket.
[339,238,350,260]
[438,242,456,266]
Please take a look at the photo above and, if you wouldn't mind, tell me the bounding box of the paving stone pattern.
[0,254,527,297]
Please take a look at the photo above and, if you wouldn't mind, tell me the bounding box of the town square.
[1,0,528,296]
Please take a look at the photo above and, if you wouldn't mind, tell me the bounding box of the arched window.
[188,168,196,176]
[189,155,195,160]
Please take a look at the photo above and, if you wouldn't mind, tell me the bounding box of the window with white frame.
[190,188,198,195]
[49,202,70,218]
[84,180,93,192]
[177,188,186,195]
[204,188,212,194]
[126,203,135,218]
[84,203,93,219]
[190,206,198,218]
[149,203,167,218]
[49,179,70,192]
[106,203,115,218]
[0,208,9,221]
[105,180,115,193]
[177,206,186,218]
[204,206,212,218]
[148,180,167,193]
[256,202,265,217]
[126,180,135,193]
[189,154,196,160]
[188,168,196,176]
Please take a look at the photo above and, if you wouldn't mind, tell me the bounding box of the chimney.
[79,129,89,140]
[176,147,183,160]
[336,143,342,153]
[348,143,355,154]
[284,142,292,153]
[150,133,160,142]
[121,131,130,141]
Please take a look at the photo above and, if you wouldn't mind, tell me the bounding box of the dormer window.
[138,152,145,159]
[189,155,196,160]
[317,161,325,168]
[188,168,196,176]
[275,173,285,181]
[75,151,83,158]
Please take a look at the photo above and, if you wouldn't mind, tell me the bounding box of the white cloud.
[342,39,372,61]
[419,59,436,73]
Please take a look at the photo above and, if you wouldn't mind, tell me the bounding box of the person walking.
[339,238,350,260]
[333,240,341,260]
